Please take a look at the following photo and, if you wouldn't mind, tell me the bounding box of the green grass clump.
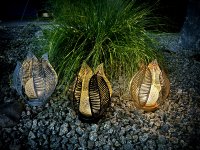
[46,0,163,93]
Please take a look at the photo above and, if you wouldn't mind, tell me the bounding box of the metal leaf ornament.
[73,62,112,122]
[13,51,58,106]
[129,59,170,111]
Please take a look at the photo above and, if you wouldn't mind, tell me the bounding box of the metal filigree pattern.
[129,59,170,111]
[13,51,58,106]
[73,62,112,122]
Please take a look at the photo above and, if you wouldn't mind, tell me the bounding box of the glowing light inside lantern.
[129,59,170,111]
[73,62,112,121]
[79,65,93,117]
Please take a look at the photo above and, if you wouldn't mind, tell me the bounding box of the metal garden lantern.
[129,59,170,111]
[73,62,112,122]
[13,51,58,106]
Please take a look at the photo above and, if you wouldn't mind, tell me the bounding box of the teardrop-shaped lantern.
[73,62,112,122]
[129,59,170,111]
[13,51,58,106]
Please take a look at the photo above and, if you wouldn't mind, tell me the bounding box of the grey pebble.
[59,123,69,136]
[139,133,149,143]
[87,140,95,149]
[89,131,98,141]
[123,143,134,150]
[146,139,157,150]
[76,126,84,136]
[31,119,37,129]
[28,131,36,139]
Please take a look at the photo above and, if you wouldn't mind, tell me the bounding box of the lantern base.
[78,112,103,123]
[26,98,47,107]
[135,103,159,112]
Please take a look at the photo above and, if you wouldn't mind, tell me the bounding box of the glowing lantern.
[13,51,58,106]
[73,62,112,122]
[129,59,170,111]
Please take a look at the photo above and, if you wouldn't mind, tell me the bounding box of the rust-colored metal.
[129,59,170,111]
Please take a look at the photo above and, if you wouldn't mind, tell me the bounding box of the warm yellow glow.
[25,77,44,99]
[79,64,93,117]
[75,62,112,117]
[145,60,161,106]
[129,59,170,111]
[95,63,112,96]
[25,78,37,99]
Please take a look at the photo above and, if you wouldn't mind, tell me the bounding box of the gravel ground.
[0,21,200,150]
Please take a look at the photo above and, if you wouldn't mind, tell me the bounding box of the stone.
[102,144,111,150]
[28,131,36,139]
[154,121,161,128]
[161,124,170,133]
[38,120,45,127]
[66,130,75,138]
[50,139,61,149]
[78,137,87,147]
[76,127,84,136]
[171,137,179,144]
[123,143,134,150]
[26,110,31,116]
[108,128,114,134]
[125,125,132,131]
[132,135,139,143]
[120,136,126,144]
[24,120,32,129]
[35,31,44,38]
[146,139,156,150]
[89,131,98,141]
[91,124,98,131]
[157,135,167,144]
[69,135,78,144]
[61,136,68,144]
[28,139,37,148]
[68,109,76,120]
[126,134,132,140]
[59,123,69,136]
[48,120,56,131]
[82,132,89,139]
[32,119,38,129]
[103,121,111,130]
[87,140,95,149]
[75,119,81,126]
[179,139,187,148]
[114,140,121,147]
[119,127,126,136]
[66,144,73,150]
[139,133,149,143]
[157,144,168,150]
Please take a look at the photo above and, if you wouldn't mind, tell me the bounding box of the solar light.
[129,59,170,111]
[13,51,58,106]
[73,62,112,122]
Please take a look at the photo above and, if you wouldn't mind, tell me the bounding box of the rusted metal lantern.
[73,62,112,122]
[13,51,58,106]
[129,59,170,111]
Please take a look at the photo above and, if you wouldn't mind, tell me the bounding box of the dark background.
[0,0,48,20]
[0,0,188,32]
